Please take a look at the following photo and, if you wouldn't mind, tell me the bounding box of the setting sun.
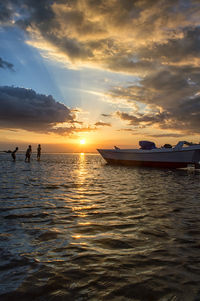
[80,139,86,145]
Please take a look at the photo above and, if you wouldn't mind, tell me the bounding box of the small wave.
[94,238,133,250]
[61,183,84,189]
[1,153,200,300]
[4,212,49,220]
[37,230,60,242]
[43,185,60,189]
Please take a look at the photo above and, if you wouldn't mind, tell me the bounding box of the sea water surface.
[0,153,200,301]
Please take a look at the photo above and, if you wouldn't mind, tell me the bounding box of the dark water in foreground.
[0,153,200,301]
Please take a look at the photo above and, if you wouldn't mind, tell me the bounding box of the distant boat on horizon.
[97,141,200,169]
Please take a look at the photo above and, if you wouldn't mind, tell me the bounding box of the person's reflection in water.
[37,144,41,161]
[25,145,32,162]
[11,147,18,161]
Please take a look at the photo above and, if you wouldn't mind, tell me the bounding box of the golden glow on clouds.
[26,0,200,72]
[2,0,200,150]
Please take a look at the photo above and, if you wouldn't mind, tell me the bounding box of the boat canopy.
[139,141,156,150]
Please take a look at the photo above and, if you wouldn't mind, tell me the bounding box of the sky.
[0,0,200,152]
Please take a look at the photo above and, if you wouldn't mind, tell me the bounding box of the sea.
[0,152,200,301]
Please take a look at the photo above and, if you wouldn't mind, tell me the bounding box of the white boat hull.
[97,146,200,168]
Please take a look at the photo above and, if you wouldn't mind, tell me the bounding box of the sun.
[80,139,86,145]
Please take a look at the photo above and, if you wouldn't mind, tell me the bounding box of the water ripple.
[0,153,200,300]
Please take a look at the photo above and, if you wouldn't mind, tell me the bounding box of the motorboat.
[97,141,200,169]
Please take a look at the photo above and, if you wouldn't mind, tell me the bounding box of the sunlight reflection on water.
[0,153,200,300]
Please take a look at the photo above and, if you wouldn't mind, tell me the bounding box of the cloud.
[117,128,135,132]
[0,57,14,70]
[148,133,187,138]
[95,121,111,127]
[2,1,199,71]
[101,113,112,117]
[115,93,200,134]
[2,0,200,135]
[112,63,200,134]
[0,2,14,24]
[116,111,168,126]
[138,27,200,66]
[117,128,187,138]
[51,125,96,136]
[0,86,75,133]
[2,1,200,74]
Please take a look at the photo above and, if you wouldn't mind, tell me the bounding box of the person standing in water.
[37,144,41,161]
[11,147,18,161]
[25,145,32,162]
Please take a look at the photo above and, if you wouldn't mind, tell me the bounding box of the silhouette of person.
[11,147,18,161]
[25,145,32,162]
[37,144,41,161]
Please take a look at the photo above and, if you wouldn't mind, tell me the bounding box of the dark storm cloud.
[0,57,14,70]
[0,86,75,133]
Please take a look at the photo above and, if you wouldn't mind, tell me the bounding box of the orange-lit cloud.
[95,121,111,127]
[19,0,200,75]
[1,0,200,138]
[112,67,200,134]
